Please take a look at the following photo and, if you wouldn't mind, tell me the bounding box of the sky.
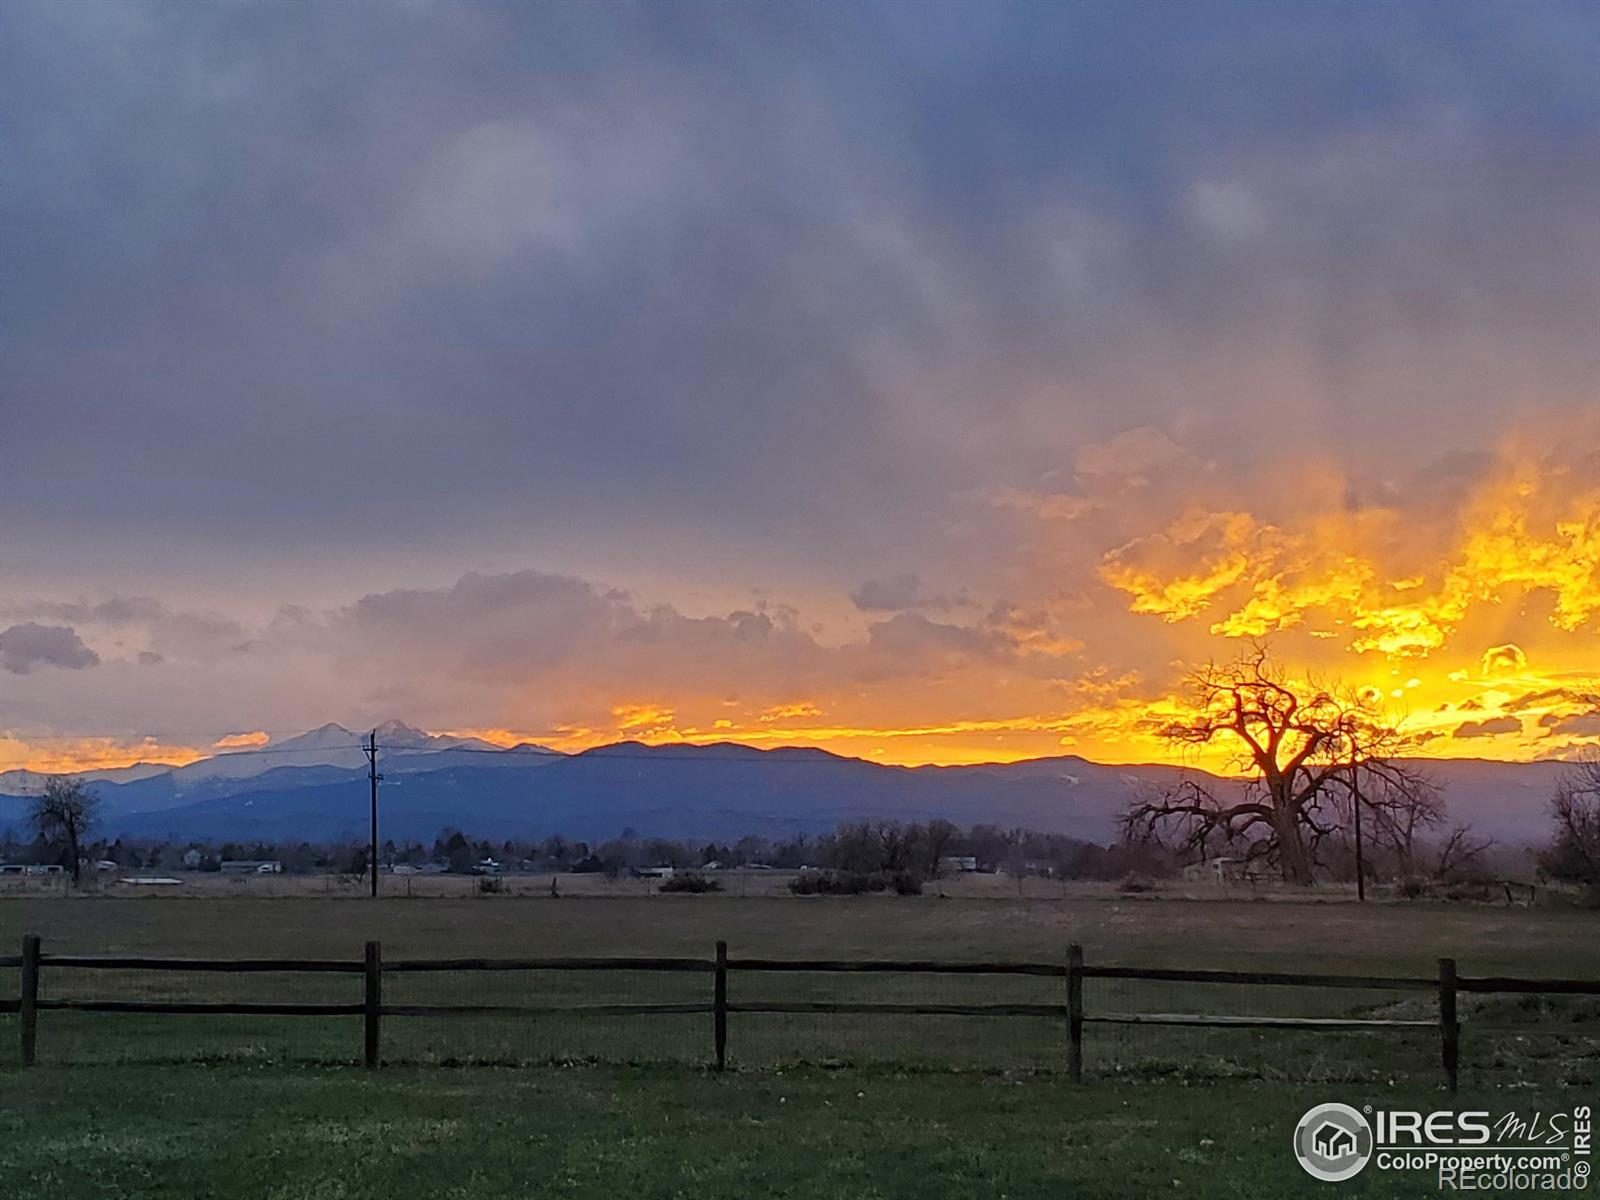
[2,1,1598,773]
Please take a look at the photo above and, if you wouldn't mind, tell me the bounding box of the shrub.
[794,871,875,896]
[658,871,722,894]
[476,876,505,895]
[1443,881,1499,904]
[890,870,924,896]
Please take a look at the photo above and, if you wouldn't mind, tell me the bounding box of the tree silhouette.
[1541,750,1600,891]
[30,777,99,886]
[1122,646,1431,884]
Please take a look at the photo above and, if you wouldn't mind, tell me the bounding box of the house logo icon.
[1294,1103,1373,1181]
[1314,1122,1356,1158]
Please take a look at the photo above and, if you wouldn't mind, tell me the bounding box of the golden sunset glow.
[4,0,1599,829]
[0,737,204,776]
[7,447,1599,784]
[1101,461,1600,655]
[212,731,270,749]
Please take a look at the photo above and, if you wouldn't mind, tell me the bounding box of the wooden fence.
[5,934,1597,1089]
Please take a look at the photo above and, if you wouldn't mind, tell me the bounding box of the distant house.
[219,860,282,875]
[636,865,675,879]
[471,858,501,875]
[939,855,979,874]
[25,864,64,876]
[1181,857,1248,884]
[1211,857,1245,883]
[0,864,25,875]
[181,848,204,870]
[94,859,119,873]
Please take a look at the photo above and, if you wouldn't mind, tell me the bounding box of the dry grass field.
[0,867,1308,901]
[1,883,1590,967]
[1,889,1594,1080]
[0,863,1540,903]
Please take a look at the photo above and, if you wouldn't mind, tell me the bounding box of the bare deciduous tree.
[1540,751,1600,892]
[1362,770,1447,880]
[921,818,959,877]
[30,777,99,886]
[1431,824,1495,884]
[1122,646,1432,885]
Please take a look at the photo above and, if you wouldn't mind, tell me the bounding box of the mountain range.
[0,721,1568,848]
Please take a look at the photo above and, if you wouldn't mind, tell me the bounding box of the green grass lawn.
[0,896,1593,1197]
[0,1062,1568,1200]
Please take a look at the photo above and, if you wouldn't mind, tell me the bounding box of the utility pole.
[364,729,382,898]
[1350,745,1365,903]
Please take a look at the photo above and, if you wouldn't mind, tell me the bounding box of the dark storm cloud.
[304,568,1018,689]
[7,597,249,660]
[850,574,947,612]
[0,624,100,675]
[3,0,1597,576]
[1539,711,1600,738]
[3,1,1600,763]
[1453,716,1522,740]
[215,566,1066,738]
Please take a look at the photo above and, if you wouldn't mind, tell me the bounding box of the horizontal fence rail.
[727,1001,1067,1017]
[1079,966,1436,990]
[382,1002,713,1018]
[1458,975,1600,995]
[37,1000,366,1016]
[383,956,713,973]
[1084,1013,1436,1030]
[728,958,1066,976]
[40,955,365,973]
[8,935,1597,1087]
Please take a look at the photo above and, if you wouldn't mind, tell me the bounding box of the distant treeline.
[0,819,1171,881]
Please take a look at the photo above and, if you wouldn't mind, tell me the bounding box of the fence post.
[1438,957,1458,1094]
[714,940,728,1072]
[19,934,39,1068]
[364,940,382,1070]
[1067,943,1084,1083]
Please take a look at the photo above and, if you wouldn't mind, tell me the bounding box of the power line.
[371,743,903,767]
[6,737,1081,773]
[0,743,370,760]
[0,729,365,742]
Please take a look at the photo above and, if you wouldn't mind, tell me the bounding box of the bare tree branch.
[1127,645,1433,885]
[29,777,99,887]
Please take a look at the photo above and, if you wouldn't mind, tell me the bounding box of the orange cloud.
[610,703,680,738]
[758,702,823,722]
[213,731,270,749]
[0,737,204,776]
[1100,456,1600,659]
[8,444,1599,777]
[1481,644,1528,676]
